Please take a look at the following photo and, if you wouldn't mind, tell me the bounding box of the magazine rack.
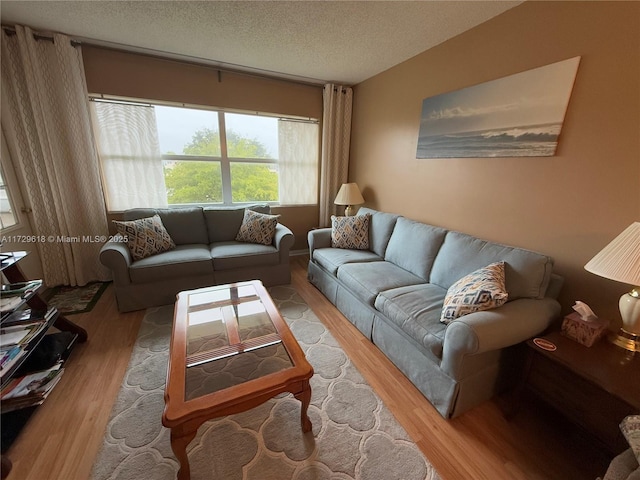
[0,251,88,478]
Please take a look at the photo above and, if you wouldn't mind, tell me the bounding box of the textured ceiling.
[1,1,521,85]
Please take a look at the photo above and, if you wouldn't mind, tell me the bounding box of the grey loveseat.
[307,207,563,418]
[100,205,294,312]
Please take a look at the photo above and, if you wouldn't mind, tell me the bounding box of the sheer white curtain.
[91,101,168,211]
[319,84,353,227]
[278,119,319,205]
[1,25,110,286]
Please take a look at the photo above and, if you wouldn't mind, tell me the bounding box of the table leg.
[170,427,197,480]
[295,380,313,432]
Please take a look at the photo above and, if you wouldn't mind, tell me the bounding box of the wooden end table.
[521,330,640,454]
[162,280,314,480]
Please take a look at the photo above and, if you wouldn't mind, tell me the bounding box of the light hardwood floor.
[4,256,610,480]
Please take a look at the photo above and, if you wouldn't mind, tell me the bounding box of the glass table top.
[183,283,293,400]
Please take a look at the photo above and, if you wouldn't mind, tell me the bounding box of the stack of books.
[0,280,43,314]
[0,344,27,378]
[0,363,64,412]
[0,308,57,377]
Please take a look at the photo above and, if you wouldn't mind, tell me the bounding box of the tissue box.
[561,312,609,347]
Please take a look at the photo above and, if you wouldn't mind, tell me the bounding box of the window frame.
[159,111,282,208]
[91,94,319,210]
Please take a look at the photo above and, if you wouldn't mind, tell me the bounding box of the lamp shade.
[334,183,364,206]
[584,222,640,286]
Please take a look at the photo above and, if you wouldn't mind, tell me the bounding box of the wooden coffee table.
[162,280,314,480]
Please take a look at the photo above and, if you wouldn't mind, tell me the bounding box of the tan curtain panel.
[319,84,353,227]
[1,25,110,286]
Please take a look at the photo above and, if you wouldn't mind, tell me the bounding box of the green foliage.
[164,127,278,204]
[231,164,278,202]
[226,131,271,159]
[164,162,222,204]
[182,128,221,156]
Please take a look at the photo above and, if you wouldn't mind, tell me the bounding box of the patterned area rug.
[90,285,441,480]
[46,281,110,315]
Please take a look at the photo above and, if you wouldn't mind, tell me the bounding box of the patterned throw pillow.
[440,261,508,324]
[331,214,370,250]
[113,214,176,261]
[235,209,280,245]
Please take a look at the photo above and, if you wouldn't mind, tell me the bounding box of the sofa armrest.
[307,228,332,257]
[441,297,561,379]
[274,223,295,261]
[99,241,133,286]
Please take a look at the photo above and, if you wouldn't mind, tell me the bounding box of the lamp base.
[344,205,356,216]
[608,328,640,352]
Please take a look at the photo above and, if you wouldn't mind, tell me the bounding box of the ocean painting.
[416,57,580,158]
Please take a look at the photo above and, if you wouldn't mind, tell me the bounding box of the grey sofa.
[307,207,563,418]
[100,205,294,312]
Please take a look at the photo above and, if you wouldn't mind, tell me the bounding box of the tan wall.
[83,46,322,251]
[350,1,640,326]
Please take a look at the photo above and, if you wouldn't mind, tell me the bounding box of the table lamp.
[584,222,640,352]
[334,183,364,216]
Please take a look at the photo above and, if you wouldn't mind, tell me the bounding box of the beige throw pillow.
[440,261,508,324]
[113,214,176,261]
[235,209,280,245]
[331,214,370,250]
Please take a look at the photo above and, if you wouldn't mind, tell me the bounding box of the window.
[0,164,18,230]
[92,99,319,211]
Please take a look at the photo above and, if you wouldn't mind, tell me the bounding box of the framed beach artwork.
[416,56,580,158]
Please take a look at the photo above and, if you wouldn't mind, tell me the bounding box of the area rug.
[90,285,441,480]
[45,281,110,315]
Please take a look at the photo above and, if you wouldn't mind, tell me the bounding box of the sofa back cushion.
[430,231,554,300]
[123,207,208,245]
[204,204,271,243]
[384,217,447,281]
[358,208,400,257]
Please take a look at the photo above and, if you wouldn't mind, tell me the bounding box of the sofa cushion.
[331,214,370,249]
[430,231,554,300]
[440,261,509,324]
[374,284,448,359]
[235,209,280,245]
[210,241,279,270]
[114,214,176,261]
[337,261,425,305]
[384,217,447,281]
[123,207,208,245]
[313,248,383,275]
[358,208,400,257]
[204,205,271,243]
[129,244,212,283]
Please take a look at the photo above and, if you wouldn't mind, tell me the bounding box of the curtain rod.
[83,40,327,89]
[89,93,319,124]
[1,24,81,47]
[2,23,327,89]
[1,24,334,89]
